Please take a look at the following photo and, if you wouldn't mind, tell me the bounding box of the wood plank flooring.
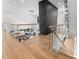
[3,31,75,59]
[59,37,75,57]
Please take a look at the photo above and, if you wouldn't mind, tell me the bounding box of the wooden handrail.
[49,24,66,29]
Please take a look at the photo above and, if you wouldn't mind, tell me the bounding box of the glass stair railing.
[49,24,68,52]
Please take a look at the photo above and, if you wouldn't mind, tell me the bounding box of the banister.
[49,24,67,29]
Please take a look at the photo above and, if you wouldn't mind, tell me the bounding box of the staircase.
[49,24,67,51]
[49,24,76,58]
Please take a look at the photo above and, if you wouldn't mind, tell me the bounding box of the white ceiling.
[3,0,65,24]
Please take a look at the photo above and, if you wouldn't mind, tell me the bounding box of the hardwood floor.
[3,31,75,59]
[59,37,75,57]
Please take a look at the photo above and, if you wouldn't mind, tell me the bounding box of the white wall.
[3,0,39,24]
[57,7,65,25]
[3,0,40,31]
[64,2,77,57]
[68,0,77,36]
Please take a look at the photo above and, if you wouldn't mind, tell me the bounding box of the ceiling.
[3,0,65,24]
[3,0,64,13]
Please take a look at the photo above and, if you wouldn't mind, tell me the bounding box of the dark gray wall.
[46,5,58,29]
[39,0,58,35]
